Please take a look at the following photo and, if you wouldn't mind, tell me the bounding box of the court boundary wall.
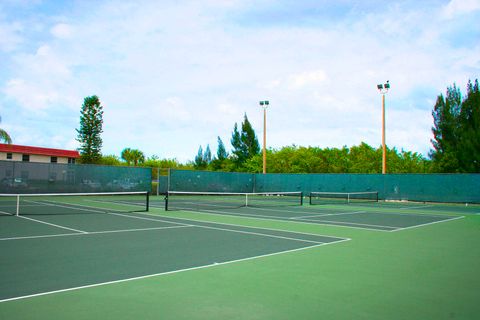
[169,169,480,204]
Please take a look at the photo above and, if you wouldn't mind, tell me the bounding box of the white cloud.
[50,23,73,39]
[443,0,480,19]
[4,78,59,112]
[0,21,23,52]
[288,70,329,90]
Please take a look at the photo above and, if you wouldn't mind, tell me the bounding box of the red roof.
[0,144,80,158]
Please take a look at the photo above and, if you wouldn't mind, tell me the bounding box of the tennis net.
[0,191,149,216]
[165,191,303,211]
[309,191,379,205]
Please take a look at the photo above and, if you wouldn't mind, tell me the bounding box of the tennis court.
[1,189,478,319]
[0,193,346,302]
[158,191,465,232]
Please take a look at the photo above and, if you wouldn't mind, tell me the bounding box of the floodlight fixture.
[377,80,390,94]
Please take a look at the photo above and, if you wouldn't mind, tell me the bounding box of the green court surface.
[158,195,466,231]
[0,196,479,319]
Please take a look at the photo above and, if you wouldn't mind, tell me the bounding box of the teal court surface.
[155,194,467,231]
[0,201,346,302]
[1,193,478,320]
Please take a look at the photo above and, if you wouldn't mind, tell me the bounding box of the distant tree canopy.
[430,79,480,172]
[193,145,207,169]
[185,112,430,174]
[76,95,103,164]
[243,143,428,174]
[231,113,260,169]
[121,148,145,166]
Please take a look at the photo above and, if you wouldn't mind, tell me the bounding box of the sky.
[0,0,479,163]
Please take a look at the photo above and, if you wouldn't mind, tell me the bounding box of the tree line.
[74,79,479,174]
[430,79,479,172]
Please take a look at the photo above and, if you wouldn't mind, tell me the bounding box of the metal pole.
[260,100,269,174]
[156,167,160,196]
[263,107,267,174]
[382,93,386,174]
[377,81,389,175]
[16,194,20,216]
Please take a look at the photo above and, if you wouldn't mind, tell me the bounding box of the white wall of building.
[0,152,72,164]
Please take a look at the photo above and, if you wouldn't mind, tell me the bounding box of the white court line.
[362,210,458,218]
[0,225,192,241]
[106,211,191,227]
[164,207,392,232]
[136,211,349,241]
[242,206,317,215]
[187,223,327,245]
[398,204,435,210]
[0,232,84,241]
[171,206,287,220]
[0,238,350,303]
[291,211,366,220]
[34,199,193,228]
[87,225,193,235]
[390,215,465,232]
[295,217,397,230]
[29,200,105,214]
[132,209,336,244]
[18,215,88,234]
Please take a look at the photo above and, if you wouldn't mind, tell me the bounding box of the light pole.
[377,81,390,174]
[259,100,269,174]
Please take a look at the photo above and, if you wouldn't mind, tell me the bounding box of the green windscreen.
[0,160,152,194]
[169,169,254,193]
[254,173,480,204]
[167,169,480,204]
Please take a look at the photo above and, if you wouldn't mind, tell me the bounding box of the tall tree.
[203,145,212,165]
[216,136,228,160]
[230,114,260,168]
[458,79,480,172]
[194,146,206,169]
[76,95,103,163]
[430,81,480,172]
[209,137,230,171]
[0,116,12,144]
[430,85,462,172]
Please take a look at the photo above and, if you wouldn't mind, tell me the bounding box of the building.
[0,143,80,164]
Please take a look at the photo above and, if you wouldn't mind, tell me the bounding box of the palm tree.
[130,149,145,166]
[121,148,145,166]
[0,116,12,144]
[121,148,133,165]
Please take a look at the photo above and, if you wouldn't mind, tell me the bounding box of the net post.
[347,193,350,204]
[146,191,150,212]
[245,193,249,207]
[300,192,304,206]
[165,192,169,211]
[309,193,312,205]
[16,194,20,216]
